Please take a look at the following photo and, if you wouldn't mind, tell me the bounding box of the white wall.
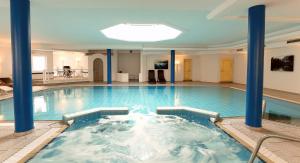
[117,52,140,79]
[233,46,300,94]
[141,52,233,83]
[140,52,231,82]
[32,50,54,71]
[199,54,220,82]
[0,48,89,79]
[199,54,233,83]
[88,52,118,82]
[53,50,88,70]
[233,53,247,84]
[0,46,12,78]
[141,54,171,82]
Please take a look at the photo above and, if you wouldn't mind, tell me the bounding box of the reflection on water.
[34,96,47,113]
[0,86,300,124]
[29,113,262,163]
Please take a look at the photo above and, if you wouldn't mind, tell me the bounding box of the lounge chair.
[0,86,13,94]
[63,66,72,78]
[157,70,166,84]
[0,77,13,87]
[148,70,156,84]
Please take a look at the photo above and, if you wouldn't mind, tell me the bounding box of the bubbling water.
[29,113,250,163]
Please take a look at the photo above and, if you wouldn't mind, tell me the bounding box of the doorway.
[220,58,233,82]
[184,59,192,81]
[93,58,103,82]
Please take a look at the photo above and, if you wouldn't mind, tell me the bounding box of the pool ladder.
[248,135,300,163]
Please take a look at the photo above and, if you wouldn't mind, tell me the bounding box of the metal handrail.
[248,135,300,163]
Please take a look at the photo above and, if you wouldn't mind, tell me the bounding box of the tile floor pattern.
[217,118,300,163]
[0,121,67,162]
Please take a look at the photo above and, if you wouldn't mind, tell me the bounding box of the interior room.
[1,0,300,162]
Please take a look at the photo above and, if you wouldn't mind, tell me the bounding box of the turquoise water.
[0,86,300,120]
[29,113,263,163]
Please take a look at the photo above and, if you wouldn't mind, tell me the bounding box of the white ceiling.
[0,0,300,50]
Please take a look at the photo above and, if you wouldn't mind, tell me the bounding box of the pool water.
[28,112,262,163]
[1,86,300,121]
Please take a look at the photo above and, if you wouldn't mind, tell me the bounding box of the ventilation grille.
[85,50,107,55]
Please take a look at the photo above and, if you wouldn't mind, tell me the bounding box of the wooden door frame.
[93,58,104,82]
[220,58,233,83]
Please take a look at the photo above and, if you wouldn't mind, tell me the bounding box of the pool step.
[62,107,129,123]
[157,106,220,122]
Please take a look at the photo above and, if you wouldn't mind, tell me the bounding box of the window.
[32,56,47,72]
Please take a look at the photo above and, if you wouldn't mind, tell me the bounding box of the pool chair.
[0,85,13,94]
[148,70,157,84]
[63,66,72,78]
[0,77,13,87]
[157,70,166,84]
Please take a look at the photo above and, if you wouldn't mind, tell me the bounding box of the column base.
[245,125,263,131]
[14,128,34,137]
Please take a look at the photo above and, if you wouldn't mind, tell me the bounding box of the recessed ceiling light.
[101,24,182,42]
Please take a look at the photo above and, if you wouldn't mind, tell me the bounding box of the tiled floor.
[217,118,300,163]
[0,121,67,162]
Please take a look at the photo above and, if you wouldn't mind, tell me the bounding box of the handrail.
[43,69,89,83]
[248,135,300,163]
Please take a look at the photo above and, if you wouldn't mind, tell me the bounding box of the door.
[184,59,192,81]
[220,59,233,82]
[93,58,103,82]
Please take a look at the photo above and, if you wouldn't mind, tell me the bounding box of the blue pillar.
[245,5,265,128]
[170,50,175,84]
[10,0,34,133]
[107,49,112,84]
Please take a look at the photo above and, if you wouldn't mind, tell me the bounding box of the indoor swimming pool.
[0,86,300,121]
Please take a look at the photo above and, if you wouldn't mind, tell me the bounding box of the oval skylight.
[101,24,182,42]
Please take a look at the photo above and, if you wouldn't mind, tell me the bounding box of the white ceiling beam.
[223,16,300,23]
[207,0,238,20]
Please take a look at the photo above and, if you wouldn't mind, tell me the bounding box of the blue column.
[10,0,34,133]
[107,49,112,84]
[245,5,265,128]
[170,50,175,84]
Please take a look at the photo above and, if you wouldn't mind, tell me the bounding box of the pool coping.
[157,106,220,122]
[3,108,130,163]
[62,107,129,123]
[2,122,68,163]
[155,107,280,163]
[216,118,290,163]
[3,107,293,163]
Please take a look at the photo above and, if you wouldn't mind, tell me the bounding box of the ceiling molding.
[21,26,300,53]
[223,16,300,23]
[209,25,300,49]
[207,0,238,20]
